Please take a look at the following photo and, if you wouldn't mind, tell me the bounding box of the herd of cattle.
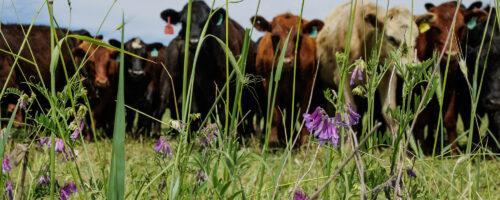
[0,1,499,152]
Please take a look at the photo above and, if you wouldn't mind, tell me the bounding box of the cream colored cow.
[316,1,420,133]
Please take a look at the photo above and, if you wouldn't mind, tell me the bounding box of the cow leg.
[378,69,398,135]
[126,108,135,135]
[488,111,500,152]
[443,89,458,152]
[342,77,357,113]
[298,78,315,145]
[268,106,281,147]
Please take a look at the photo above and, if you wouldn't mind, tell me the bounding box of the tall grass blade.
[107,14,126,200]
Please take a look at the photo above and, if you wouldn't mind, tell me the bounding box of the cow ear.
[250,15,271,32]
[424,3,435,11]
[211,9,226,26]
[109,50,120,60]
[109,39,121,48]
[161,9,180,24]
[364,13,383,29]
[415,13,436,33]
[415,13,436,25]
[468,1,482,10]
[147,42,164,51]
[465,8,488,29]
[72,47,86,58]
[302,19,324,38]
[72,29,91,37]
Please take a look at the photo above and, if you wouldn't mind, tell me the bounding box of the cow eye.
[387,36,399,46]
[433,28,442,34]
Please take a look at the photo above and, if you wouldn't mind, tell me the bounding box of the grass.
[5,128,500,199]
[1,0,500,199]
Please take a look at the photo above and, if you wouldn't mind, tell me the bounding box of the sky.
[1,0,493,45]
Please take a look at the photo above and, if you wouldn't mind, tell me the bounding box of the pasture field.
[2,0,500,199]
[4,126,500,199]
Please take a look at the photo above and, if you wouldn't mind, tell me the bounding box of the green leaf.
[67,34,156,63]
[274,29,292,82]
[107,13,126,200]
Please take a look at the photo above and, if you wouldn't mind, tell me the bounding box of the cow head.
[251,13,324,69]
[109,38,163,78]
[73,39,119,88]
[415,2,488,61]
[363,6,420,65]
[160,1,227,49]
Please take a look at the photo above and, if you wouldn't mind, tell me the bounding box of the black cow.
[462,3,500,151]
[109,38,163,135]
[157,37,185,129]
[160,1,265,136]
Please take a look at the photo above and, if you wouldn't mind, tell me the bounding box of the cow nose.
[190,38,199,44]
[283,57,294,64]
[131,69,145,76]
[489,99,500,108]
[95,78,109,88]
[444,51,458,61]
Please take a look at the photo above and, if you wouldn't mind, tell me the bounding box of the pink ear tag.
[164,16,174,35]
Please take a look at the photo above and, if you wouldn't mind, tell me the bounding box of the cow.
[144,44,168,135]
[0,24,83,128]
[160,1,265,137]
[157,37,185,130]
[316,2,420,136]
[109,38,164,135]
[72,38,120,138]
[413,1,487,151]
[250,13,324,146]
[461,3,500,151]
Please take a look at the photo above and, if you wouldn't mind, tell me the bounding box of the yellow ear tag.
[419,22,430,33]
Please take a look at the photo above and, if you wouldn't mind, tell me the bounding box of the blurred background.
[2,0,493,44]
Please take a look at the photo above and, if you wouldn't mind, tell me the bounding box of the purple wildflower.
[0,129,8,142]
[195,169,207,186]
[303,107,344,147]
[312,117,340,147]
[303,107,326,132]
[54,138,65,153]
[40,137,65,153]
[346,103,361,125]
[3,182,12,200]
[153,136,172,158]
[350,66,363,85]
[2,155,12,173]
[406,166,417,178]
[294,190,309,200]
[61,149,78,162]
[200,124,219,147]
[70,120,85,141]
[39,137,49,148]
[335,113,349,128]
[59,182,77,200]
[19,94,29,110]
[37,173,51,186]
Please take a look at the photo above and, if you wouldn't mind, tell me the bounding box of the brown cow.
[414,2,487,151]
[0,24,82,127]
[72,39,119,137]
[251,13,324,146]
